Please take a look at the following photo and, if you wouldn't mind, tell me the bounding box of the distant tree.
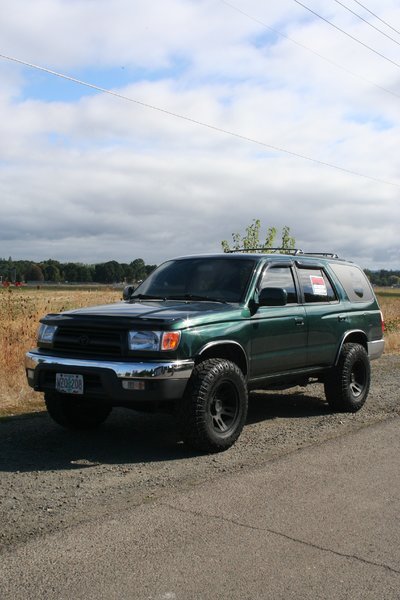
[76,265,94,282]
[120,263,134,283]
[43,264,61,282]
[388,275,400,286]
[94,261,123,284]
[222,220,295,253]
[145,264,157,277]
[108,261,123,283]
[62,263,79,282]
[130,258,147,281]
[94,263,105,283]
[25,263,44,282]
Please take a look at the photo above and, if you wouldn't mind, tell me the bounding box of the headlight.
[38,324,58,344]
[128,330,181,351]
[128,330,161,351]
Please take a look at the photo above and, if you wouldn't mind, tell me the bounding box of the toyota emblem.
[78,335,90,346]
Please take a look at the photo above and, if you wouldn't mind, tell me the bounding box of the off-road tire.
[178,358,248,453]
[45,393,112,430]
[324,343,371,412]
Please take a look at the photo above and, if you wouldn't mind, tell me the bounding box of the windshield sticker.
[310,275,327,296]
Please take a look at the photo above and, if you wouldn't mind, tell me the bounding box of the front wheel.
[45,393,112,429]
[178,358,248,453]
[324,343,371,412]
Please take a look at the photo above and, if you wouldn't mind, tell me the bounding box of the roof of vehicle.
[170,251,351,264]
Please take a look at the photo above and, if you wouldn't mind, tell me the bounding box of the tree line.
[2,257,398,287]
[1,219,398,286]
[364,269,400,287]
[0,257,157,284]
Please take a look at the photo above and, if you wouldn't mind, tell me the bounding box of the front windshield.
[133,257,256,303]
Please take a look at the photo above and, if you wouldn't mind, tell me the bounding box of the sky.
[0,0,399,270]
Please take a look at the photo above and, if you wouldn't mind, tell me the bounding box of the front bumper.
[25,351,194,405]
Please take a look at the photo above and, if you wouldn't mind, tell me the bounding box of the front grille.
[53,326,124,357]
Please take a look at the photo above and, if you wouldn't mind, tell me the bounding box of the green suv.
[25,251,385,452]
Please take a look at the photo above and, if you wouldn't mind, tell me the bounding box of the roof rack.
[299,252,340,259]
[226,248,341,259]
[226,248,304,255]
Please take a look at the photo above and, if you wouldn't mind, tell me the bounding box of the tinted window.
[329,263,374,302]
[134,258,256,303]
[259,266,298,303]
[298,268,337,303]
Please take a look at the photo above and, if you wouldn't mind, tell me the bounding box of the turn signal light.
[161,331,181,351]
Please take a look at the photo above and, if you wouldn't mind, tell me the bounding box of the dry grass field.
[0,287,120,417]
[376,288,400,354]
[0,286,399,417]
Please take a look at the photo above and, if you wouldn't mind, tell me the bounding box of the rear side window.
[298,268,337,303]
[329,263,374,303]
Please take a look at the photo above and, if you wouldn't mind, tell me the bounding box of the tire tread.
[178,358,247,452]
[324,343,370,412]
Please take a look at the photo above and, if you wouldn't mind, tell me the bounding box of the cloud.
[0,0,399,270]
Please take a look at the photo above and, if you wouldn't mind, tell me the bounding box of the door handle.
[338,315,347,322]
[295,317,305,326]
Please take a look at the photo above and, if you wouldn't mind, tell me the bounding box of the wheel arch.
[335,330,368,365]
[196,340,248,377]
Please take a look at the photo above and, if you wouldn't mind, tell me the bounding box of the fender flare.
[197,340,249,376]
[334,330,368,365]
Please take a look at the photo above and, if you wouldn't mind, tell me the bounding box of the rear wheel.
[45,393,112,429]
[324,343,370,412]
[178,358,248,453]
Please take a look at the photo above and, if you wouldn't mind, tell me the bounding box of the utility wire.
[219,0,400,99]
[332,0,400,47]
[292,0,400,69]
[0,52,399,189]
[352,0,400,37]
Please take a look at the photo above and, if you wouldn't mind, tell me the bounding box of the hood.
[43,299,244,328]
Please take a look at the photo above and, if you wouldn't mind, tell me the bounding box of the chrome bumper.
[368,339,385,361]
[25,351,195,380]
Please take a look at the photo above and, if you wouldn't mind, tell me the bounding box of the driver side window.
[259,266,298,304]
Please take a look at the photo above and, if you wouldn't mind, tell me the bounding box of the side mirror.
[258,287,288,307]
[123,285,134,301]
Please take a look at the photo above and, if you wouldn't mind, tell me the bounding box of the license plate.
[55,373,84,395]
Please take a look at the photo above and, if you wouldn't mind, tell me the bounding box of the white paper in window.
[310,275,327,296]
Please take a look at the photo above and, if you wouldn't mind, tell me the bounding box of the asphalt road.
[1,416,399,600]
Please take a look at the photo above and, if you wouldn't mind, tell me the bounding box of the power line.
[332,0,400,47]
[219,0,400,100]
[292,0,400,69]
[0,52,399,189]
[352,0,400,37]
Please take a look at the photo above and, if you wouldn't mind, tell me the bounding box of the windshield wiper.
[166,294,228,304]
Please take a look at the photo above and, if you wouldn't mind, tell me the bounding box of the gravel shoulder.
[1,354,399,551]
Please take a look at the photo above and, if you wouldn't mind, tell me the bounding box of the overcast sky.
[0,0,399,269]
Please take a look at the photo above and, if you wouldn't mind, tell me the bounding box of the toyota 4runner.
[25,251,385,452]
